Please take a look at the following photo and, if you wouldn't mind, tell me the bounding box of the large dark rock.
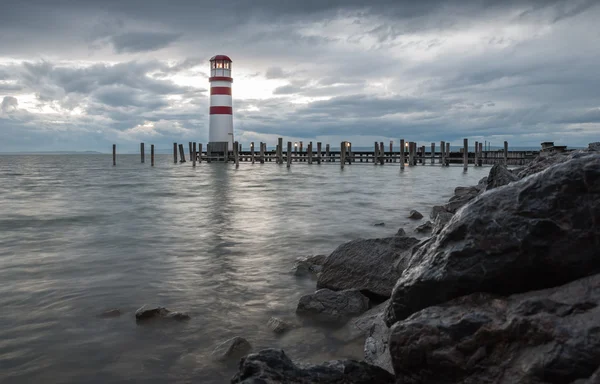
[589,142,600,152]
[408,210,423,220]
[389,273,600,384]
[317,236,419,299]
[292,254,327,277]
[385,155,600,326]
[442,186,480,213]
[296,289,369,323]
[486,163,518,190]
[212,336,252,361]
[231,348,395,383]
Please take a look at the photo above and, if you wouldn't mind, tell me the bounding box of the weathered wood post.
[440,141,445,164]
[446,142,450,166]
[234,141,239,168]
[250,142,255,164]
[408,142,414,166]
[504,141,508,165]
[463,138,468,170]
[373,142,378,165]
[379,142,384,165]
[151,144,154,166]
[259,142,265,164]
[140,143,145,163]
[326,144,331,162]
[188,142,193,162]
[287,141,292,168]
[474,141,478,167]
[421,145,426,165]
[431,143,435,164]
[317,142,322,164]
[112,144,116,166]
[478,142,483,166]
[179,144,186,163]
[299,141,303,162]
[173,143,177,163]
[198,143,203,163]
[340,141,346,169]
[400,139,405,170]
[348,142,353,164]
[278,137,283,164]
[192,142,196,167]
[308,142,313,165]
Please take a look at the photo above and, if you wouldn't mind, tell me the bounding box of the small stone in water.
[267,317,294,334]
[135,305,190,322]
[374,222,385,227]
[98,309,121,318]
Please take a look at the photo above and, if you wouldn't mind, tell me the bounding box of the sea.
[0,154,488,383]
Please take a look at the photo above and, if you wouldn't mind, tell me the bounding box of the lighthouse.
[208,54,234,152]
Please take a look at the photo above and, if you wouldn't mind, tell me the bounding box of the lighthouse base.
[207,142,230,162]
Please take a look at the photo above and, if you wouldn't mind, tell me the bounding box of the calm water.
[0,154,487,383]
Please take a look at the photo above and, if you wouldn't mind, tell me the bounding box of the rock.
[408,210,423,219]
[296,289,369,323]
[134,305,190,322]
[98,309,121,318]
[388,273,600,384]
[373,222,385,227]
[430,205,451,221]
[211,336,252,361]
[317,236,420,299]
[430,207,454,235]
[395,228,406,237]
[486,163,518,190]
[292,255,327,277]
[333,300,389,343]
[267,317,295,334]
[231,348,395,383]
[415,221,433,233]
[442,186,480,213]
[515,151,569,179]
[589,142,600,151]
[385,155,600,326]
[475,176,488,192]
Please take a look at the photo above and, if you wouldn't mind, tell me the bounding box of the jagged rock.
[292,255,327,276]
[415,221,433,233]
[362,304,393,374]
[267,317,295,334]
[333,300,389,343]
[374,222,385,227]
[98,309,121,318]
[385,155,600,326]
[515,151,569,179]
[389,273,600,384]
[475,176,488,192]
[431,207,454,235]
[317,236,420,299]
[231,348,395,383]
[442,186,480,213]
[134,306,190,322]
[211,336,252,361]
[395,228,406,237]
[589,142,600,151]
[486,163,519,190]
[408,210,423,219]
[296,289,369,322]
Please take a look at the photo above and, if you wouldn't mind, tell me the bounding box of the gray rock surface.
[395,228,406,237]
[296,289,369,322]
[292,255,327,277]
[389,273,600,384]
[408,210,423,219]
[267,317,295,334]
[211,336,252,361]
[363,311,393,374]
[415,221,433,233]
[231,348,395,383]
[442,186,480,213]
[134,306,190,322]
[333,300,389,343]
[385,155,600,326]
[317,236,420,298]
[486,163,518,190]
[589,142,600,151]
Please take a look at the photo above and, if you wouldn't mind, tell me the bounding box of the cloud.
[109,31,183,53]
[1,96,18,113]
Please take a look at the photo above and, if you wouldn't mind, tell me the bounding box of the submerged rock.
[486,163,518,190]
[135,306,190,322]
[408,210,423,219]
[211,336,252,361]
[385,155,600,326]
[373,222,385,227]
[267,317,295,334]
[389,273,600,384]
[317,236,420,299]
[296,289,369,323]
[231,348,395,383]
[292,255,327,277]
[98,309,121,318]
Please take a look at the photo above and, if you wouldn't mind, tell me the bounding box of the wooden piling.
[478,142,483,166]
[308,142,313,165]
[446,142,450,166]
[151,144,154,166]
[278,137,283,164]
[340,141,346,169]
[504,141,508,165]
[192,142,196,167]
[379,142,384,165]
[286,141,292,168]
[373,142,378,165]
[440,141,445,164]
[188,142,193,162]
[299,141,303,161]
[250,142,255,164]
[173,143,177,163]
[326,144,331,162]
[348,142,353,164]
[400,139,405,170]
[463,138,468,170]
[474,141,478,167]
[317,142,322,164]
[198,143,203,163]
[178,144,186,163]
[421,145,426,165]
[408,142,414,166]
[431,143,435,164]
[389,141,393,163]
[260,142,265,164]
[140,143,145,163]
[234,141,239,168]
[112,144,116,166]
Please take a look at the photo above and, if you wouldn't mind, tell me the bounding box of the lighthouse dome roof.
[210,55,232,62]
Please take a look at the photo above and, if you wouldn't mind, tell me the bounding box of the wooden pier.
[113,139,542,168]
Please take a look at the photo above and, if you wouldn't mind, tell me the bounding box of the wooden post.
[379,142,384,165]
[308,142,313,165]
[440,141,445,164]
[179,144,186,163]
[504,141,508,165]
[192,142,196,167]
[374,142,378,165]
[400,139,405,170]
[278,137,283,164]
[112,144,116,166]
[287,141,292,168]
[408,142,413,166]
[421,145,426,165]
[234,141,239,168]
[151,144,154,166]
[260,142,265,164]
[173,142,177,163]
[250,142,255,164]
[140,143,145,163]
[198,143,203,163]
[474,141,478,167]
[188,142,193,162]
[326,144,331,162]
[299,141,303,161]
[478,142,483,166]
[294,142,298,161]
[317,142,322,164]
[463,138,468,170]
[340,141,346,169]
[431,143,435,164]
[389,141,393,163]
[348,143,353,164]
[446,142,450,166]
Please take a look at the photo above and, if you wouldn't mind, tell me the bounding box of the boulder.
[385,155,600,326]
[486,163,518,190]
[267,317,295,334]
[231,348,395,383]
[135,306,190,322]
[296,289,369,323]
[363,307,393,374]
[211,336,252,361]
[415,221,433,233]
[388,273,600,384]
[589,142,600,151]
[292,255,327,277]
[408,210,423,219]
[317,236,420,299]
[442,186,480,213]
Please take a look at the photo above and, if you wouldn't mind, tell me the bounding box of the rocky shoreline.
[229,142,600,383]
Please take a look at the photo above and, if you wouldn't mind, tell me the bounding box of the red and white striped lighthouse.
[208,55,234,150]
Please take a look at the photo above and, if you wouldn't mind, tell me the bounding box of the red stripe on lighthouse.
[209,76,233,82]
[210,106,233,115]
[210,87,232,95]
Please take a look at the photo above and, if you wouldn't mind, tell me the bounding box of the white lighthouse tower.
[208,54,234,152]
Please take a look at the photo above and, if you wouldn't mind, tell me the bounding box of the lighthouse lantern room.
[208,54,234,153]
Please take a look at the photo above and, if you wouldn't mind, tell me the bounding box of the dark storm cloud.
[109,32,183,53]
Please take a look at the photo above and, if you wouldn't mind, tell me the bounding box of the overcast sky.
[0,0,598,152]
